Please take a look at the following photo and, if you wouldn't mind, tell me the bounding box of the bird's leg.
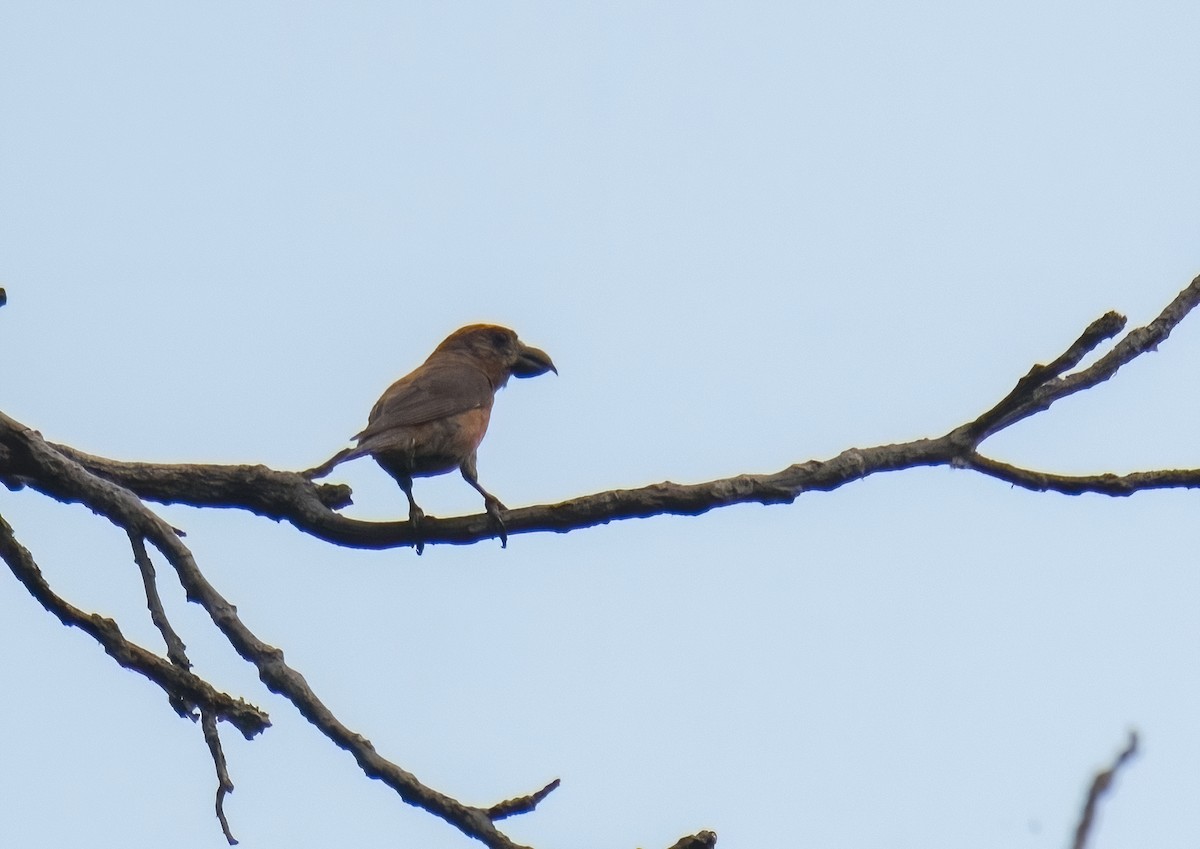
[403,486,427,556]
[385,468,426,555]
[460,456,508,548]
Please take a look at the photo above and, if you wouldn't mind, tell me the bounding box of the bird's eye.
[489,330,508,347]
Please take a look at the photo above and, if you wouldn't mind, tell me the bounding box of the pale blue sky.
[3,3,1200,848]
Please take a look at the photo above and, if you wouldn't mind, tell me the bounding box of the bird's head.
[432,324,557,386]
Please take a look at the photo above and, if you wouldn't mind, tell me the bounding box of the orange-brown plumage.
[307,324,555,551]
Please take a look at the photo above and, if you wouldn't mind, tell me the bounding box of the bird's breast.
[368,407,493,477]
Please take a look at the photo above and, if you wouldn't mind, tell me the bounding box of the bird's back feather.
[354,355,494,445]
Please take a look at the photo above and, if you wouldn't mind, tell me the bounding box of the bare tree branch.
[130,530,242,841]
[962,310,1127,442]
[0,416,953,550]
[0,512,268,737]
[202,709,240,845]
[0,413,540,849]
[3,273,1200,847]
[10,442,353,514]
[1071,731,1139,849]
[3,276,1197,554]
[965,454,1200,496]
[961,274,1200,441]
[130,532,190,669]
[485,778,561,821]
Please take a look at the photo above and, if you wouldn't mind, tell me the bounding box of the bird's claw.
[409,506,426,555]
[484,497,508,549]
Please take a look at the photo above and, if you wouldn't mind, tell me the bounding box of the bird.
[306,324,556,552]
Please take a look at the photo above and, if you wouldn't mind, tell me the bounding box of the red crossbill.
[307,324,556,552]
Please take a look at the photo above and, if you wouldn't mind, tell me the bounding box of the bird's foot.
[409,506,427,555]
[483,496,508,549]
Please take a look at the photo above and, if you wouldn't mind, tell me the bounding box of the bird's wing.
[354,360,493,443]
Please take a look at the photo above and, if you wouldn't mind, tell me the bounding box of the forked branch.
[2,274,1198,848]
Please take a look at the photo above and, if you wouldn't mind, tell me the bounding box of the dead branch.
[3,278,1196,554]
[2,274,1199,847]
[485,778,561,821]
[0,514,268,737]
[0,418,540,849]
[1071,731,1139,849]
[130,532,190,668]
[202,709,240,845]
[130,529,241,842]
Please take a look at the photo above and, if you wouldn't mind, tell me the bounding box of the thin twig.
[1071,731,1138,849]
[966,274,1200,440]
[964,311,1126,441]
[131,532,241,840]
[202,709,239,845]
[966,454,1200,496]
[486,778,560,821]
[129,532,190,669]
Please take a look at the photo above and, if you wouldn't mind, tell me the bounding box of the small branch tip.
[486,778,562,821]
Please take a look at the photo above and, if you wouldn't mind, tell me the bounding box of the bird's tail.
[302,445,362,479]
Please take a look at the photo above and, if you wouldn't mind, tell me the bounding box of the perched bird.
[307,324,556,552]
